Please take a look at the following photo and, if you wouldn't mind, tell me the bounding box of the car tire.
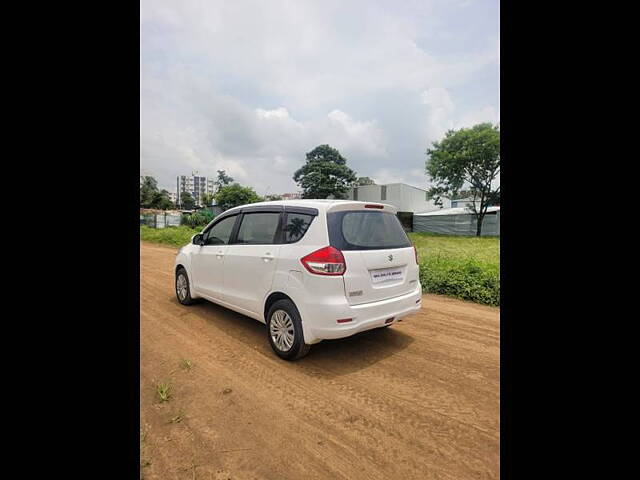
[266,299,311,360]
[175,267,196,305]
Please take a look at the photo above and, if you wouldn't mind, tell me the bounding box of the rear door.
[223,210,283,316]
[328,209,419,305]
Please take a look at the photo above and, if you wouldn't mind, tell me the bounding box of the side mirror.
[192,233,204,246]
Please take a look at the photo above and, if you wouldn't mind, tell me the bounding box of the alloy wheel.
[176,274,188,301]
[270,310,295,351]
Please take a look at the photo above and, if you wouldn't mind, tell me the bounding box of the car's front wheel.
[266,299,311,360]
[175,267,196,305]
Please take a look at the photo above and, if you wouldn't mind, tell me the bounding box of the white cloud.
[140,0,499,194]
[256,107,291,120]
[421,87,456,143]
[455,105,500,129]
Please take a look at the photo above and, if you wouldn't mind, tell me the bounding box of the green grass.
[155,382,172,403]
[139,226,500,306]
[140,225,200,247]
[409,232,500,306]
[179,359,193,370]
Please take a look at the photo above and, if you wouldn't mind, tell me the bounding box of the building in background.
[168,192,177,204]
[346,183,448,232]
[450,197,475,208]
[176,174,216,207]
[450,195,499,209]
[281,192,302,200]
[347,183,448,213]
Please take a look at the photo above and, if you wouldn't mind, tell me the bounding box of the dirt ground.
[140,242,499,480]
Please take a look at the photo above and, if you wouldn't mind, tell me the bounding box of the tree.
[293,144,357,199]
[152,189,174,210]
[201,192,215,207]
[355,176,376,186]
[140,176,174,209]
[214,183,263,211]
[426,123,500,236]
[140,176,158,208]
[264,194,283,201]
[214,170,234,191]
[180,191,196,210]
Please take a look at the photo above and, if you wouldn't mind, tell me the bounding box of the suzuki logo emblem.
[388,254,393,261]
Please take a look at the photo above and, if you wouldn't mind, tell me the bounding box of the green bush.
[409,232,499,306]
[419,256,499,306]
[181,210,215,228]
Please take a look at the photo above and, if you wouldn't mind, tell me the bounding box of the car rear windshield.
[327,210,412,250]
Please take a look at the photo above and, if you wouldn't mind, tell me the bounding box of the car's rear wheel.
[266,299,310,360]
[175,267,195,305]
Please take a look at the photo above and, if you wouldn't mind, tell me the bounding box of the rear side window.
[283,213,314,243]
[235,212,281,245]
[328,211,411,250]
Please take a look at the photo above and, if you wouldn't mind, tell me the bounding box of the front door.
[191,214,238,301]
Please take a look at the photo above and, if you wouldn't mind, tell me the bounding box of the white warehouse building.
[346,183,448,213]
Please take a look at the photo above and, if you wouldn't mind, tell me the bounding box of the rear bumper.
[301,285,423,344]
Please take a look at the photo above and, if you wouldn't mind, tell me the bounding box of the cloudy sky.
[140,0,499,195]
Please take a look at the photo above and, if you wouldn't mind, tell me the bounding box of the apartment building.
[176,175,216,206]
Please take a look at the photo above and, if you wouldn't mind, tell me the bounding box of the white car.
[175,200,422,360]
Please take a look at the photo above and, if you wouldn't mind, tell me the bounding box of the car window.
[283,213,314,243]
[203,215,236,245]
[235,213,281,245]
[328,211,411,250]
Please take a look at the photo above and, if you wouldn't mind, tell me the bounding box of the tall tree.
[180,191,196,210]
[264,194,283,201]
[426,123,500,236]
[152,189,174,210]
[214,183,263,211]
[140,176,159,208]
[201,192,215,207]
[355,176,376,186]
[293,144,357,199]
[214,170,234,191]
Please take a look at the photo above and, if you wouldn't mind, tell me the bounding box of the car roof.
[223,199,397,214]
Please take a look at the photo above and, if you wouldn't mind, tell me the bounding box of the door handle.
[261,253,274,261]
[216,251,225,258]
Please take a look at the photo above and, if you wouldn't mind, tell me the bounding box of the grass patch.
[155,382,172,403]
[409,232,500,306]
[179,359,193,370]
[140,225,200,247]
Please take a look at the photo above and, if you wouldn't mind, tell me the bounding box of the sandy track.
[140,242,499,480]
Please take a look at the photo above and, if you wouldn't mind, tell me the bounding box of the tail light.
[413,244,418,264]
[300,246,346,275]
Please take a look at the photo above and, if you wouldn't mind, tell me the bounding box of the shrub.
[181,210,215,228]
[419,256,499,306]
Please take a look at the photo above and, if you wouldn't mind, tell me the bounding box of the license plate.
[370,267,403,284]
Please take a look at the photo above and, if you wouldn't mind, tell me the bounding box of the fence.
[140,212,182,228]
[413,209,500,236]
